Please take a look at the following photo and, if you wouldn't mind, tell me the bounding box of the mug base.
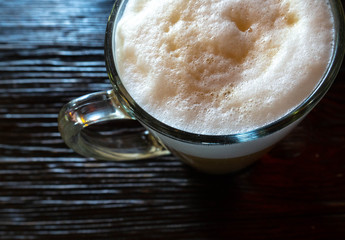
[169,147,272,174]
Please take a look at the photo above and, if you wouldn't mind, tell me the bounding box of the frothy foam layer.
[115,0,334,135]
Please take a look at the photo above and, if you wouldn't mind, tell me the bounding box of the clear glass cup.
[58,0,345,174]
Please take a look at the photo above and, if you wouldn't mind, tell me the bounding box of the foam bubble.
[115,0,334,135]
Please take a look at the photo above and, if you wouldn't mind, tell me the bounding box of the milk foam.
[115,0,334,135]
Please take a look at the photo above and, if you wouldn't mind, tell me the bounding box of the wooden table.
[1,0,345,239]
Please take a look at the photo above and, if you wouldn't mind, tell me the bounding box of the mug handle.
[58,89,170,160]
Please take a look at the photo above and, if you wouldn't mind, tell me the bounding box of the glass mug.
[58,0,345,174]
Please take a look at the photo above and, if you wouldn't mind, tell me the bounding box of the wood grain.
[1,0,345,239]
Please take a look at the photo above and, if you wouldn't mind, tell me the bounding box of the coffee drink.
[57,0,342,174]
[114,0,334,135]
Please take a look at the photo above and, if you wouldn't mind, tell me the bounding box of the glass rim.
[104,0,345,144]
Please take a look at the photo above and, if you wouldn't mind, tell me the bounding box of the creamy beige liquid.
[115,0,334,135]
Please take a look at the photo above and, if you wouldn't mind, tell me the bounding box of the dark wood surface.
[1,0,345,239]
